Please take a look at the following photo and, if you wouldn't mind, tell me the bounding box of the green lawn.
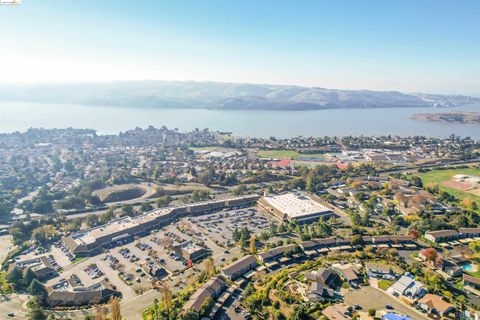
[257,150,332,160]
[71,257,85,264]
[417,167,480,205]
[377,279,393,290]
[257,150,299,159]
[467,265,480,278]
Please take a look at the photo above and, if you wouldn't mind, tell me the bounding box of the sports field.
[257,150,329,160]
[257,150,299,159]
[417,167,480,205]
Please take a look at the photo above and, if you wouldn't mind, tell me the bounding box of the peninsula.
[412,111,480,124]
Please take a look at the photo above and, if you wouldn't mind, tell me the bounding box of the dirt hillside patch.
[93,184,147,202]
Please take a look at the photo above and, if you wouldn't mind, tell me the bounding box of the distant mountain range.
[0,81,478,111]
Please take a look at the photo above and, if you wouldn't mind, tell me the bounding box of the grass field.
[257,150,299,159]
[417,167,480,205]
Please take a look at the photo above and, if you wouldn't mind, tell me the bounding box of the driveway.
[343,286,430,320]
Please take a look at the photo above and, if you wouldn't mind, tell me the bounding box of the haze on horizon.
[0,0,479,96]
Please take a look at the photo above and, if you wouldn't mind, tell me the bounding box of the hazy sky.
[0,0,479,95]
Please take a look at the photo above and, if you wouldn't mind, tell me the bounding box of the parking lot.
[187,207,271,247]
[39,225,209,299]
[12,205,270,310]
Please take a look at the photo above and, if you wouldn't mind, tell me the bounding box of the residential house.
[459,228,480,239]
[221,255,257,280]
[308,282,337,302]
[387,274,427,299]
[464,274,480,296]
[183,276,227,314]
[332,264,360,287]
[365,262,399,280]
[306,268,339,288]
[257,244,297,263]
[441,258,463,277]
[417,293,455,316]
[425,230,459,243]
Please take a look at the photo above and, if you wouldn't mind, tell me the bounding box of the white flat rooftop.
[263,192,330,219]
[75,208,172,245]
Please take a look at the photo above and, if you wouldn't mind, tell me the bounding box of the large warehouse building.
[260,192,333,223]
[63,194,260,256]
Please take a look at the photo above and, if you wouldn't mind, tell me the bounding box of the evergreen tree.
[6,266,22,284]
[23,267,37,287]
[26,298,47,320]
[232,227,240,242]
[29,279,45,296]
[239,234,247,249]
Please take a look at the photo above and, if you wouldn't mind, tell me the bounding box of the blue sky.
[0,0,479,95]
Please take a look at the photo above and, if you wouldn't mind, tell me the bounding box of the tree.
[26,298,47,320]
[232,184,247,196]
[295,224,303,237]
[259,230,270,243]
[156,196,172,208]
[23,267,37,287]
[161,283,173,320]
[29,279,45,296]
[160,236,174,249]
[462,198,478,211]
[94,305,107,320]
[200,296,214,316]
[122,204,134,215]
[421,248,438,264]
[291,305,311,320]
[109,296,122,320]
[232,227,241,242]
[249,235,257,254]
[182,311,199,320]
[6,266,22,284]
[350,234,364,246]
[269,222,277,235]
[140,202,153,212]
[470,240,480,252]
[151,298,160,320]
[86,214,99,227]
[31,225,58,244]
[239,234,247,249]
[361,211,370,226]
[204,258,214,279]
[368,308,376,317]
[275,310,286,320]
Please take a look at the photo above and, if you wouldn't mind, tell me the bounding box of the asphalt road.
[214,288,245,320]
[0,294,28,319]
